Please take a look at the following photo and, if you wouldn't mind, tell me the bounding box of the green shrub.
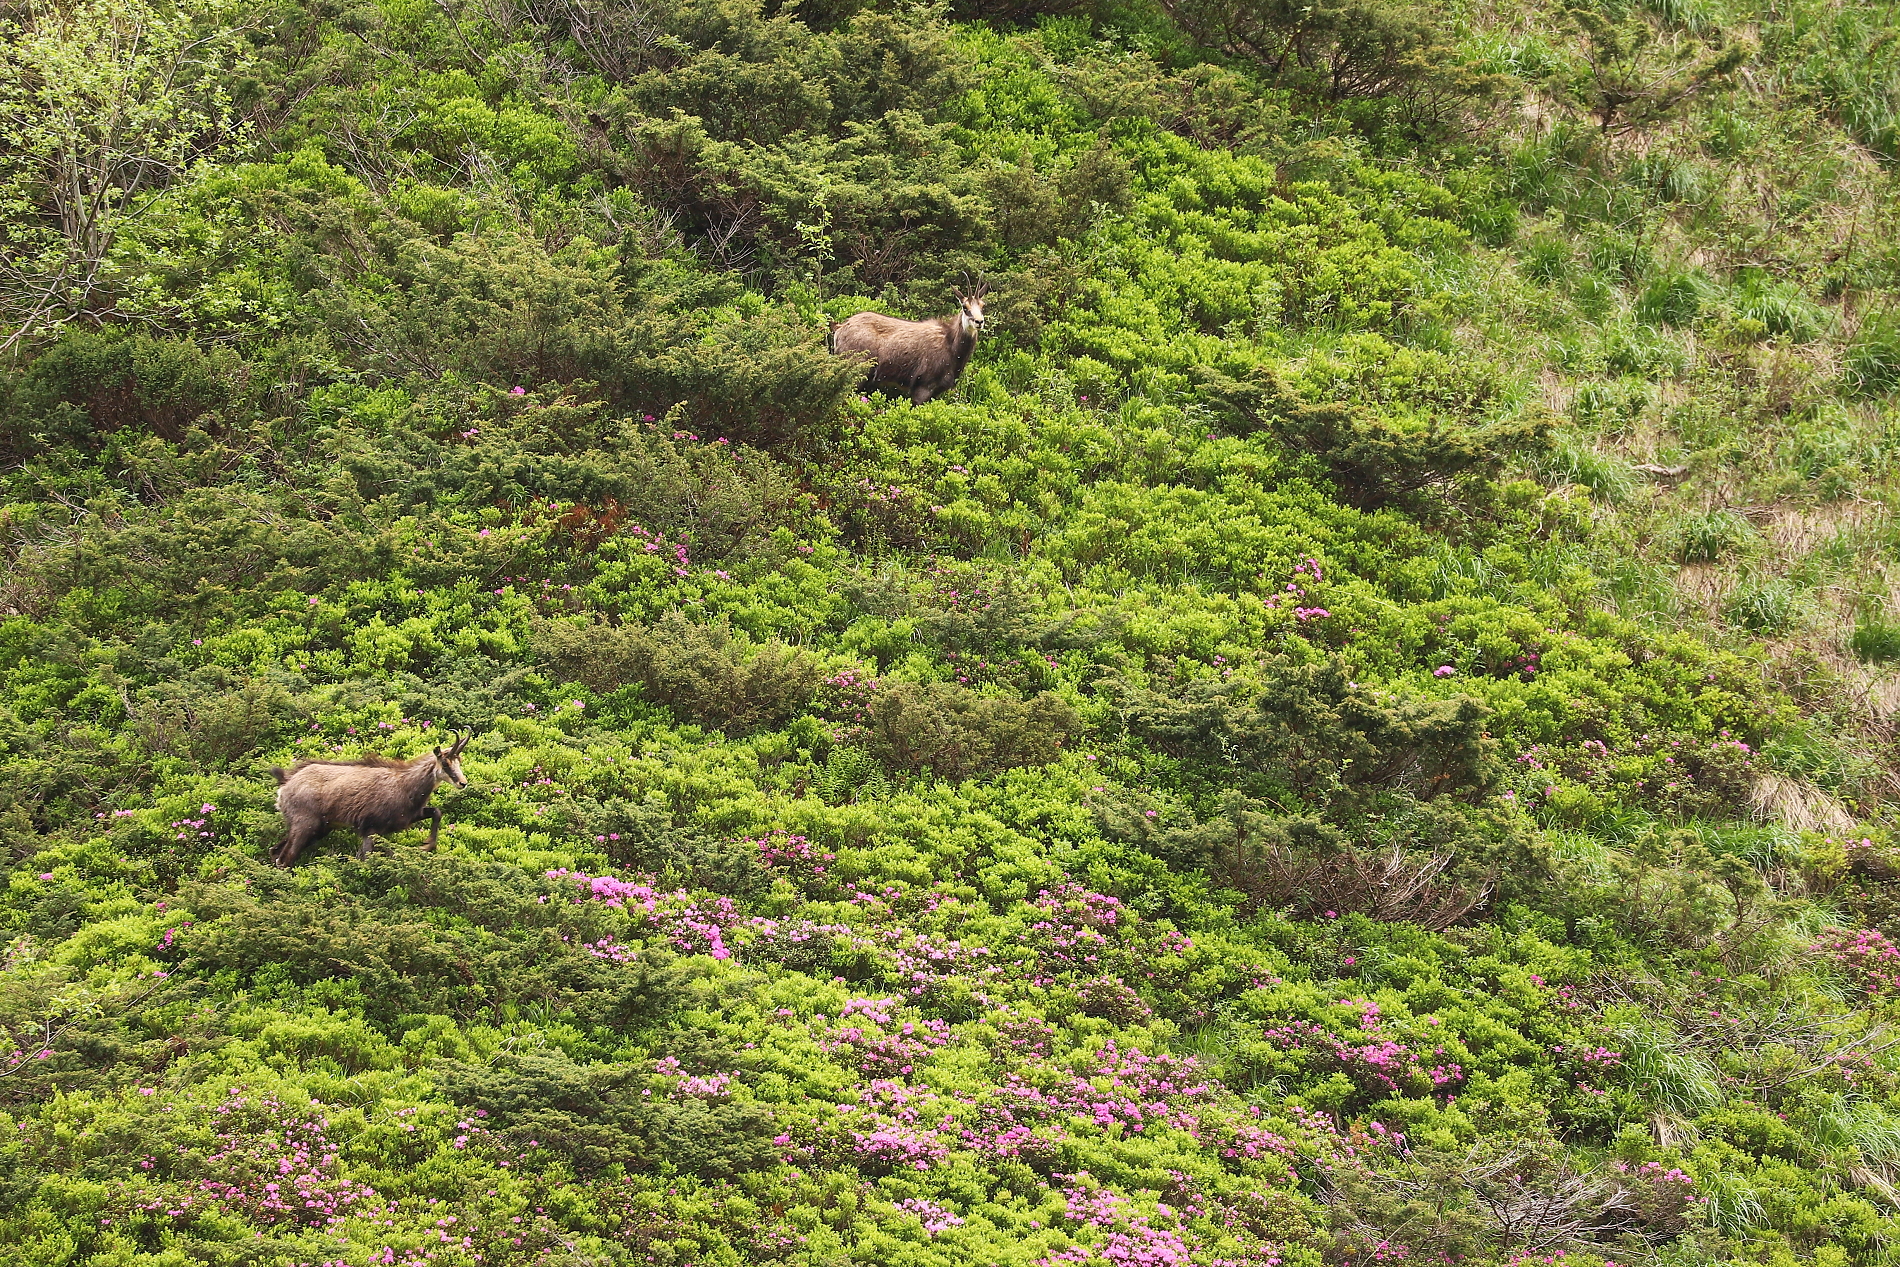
[438,1049,777,1177]
[1676,508,1755,562]
[1726,580,1796,634]
[1109,791,1499,926]
[535,613,823,731]
[1124,656,1500,806]
[7,329,241,455]
[1852,616,1900,664]
[864,680,1075,778]
[1197,365,1549,509]
[1155,0,1506,129]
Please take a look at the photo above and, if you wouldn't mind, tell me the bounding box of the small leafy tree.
[1155,0,1506,133]
[1548,0,1750,137]
[865,681,1076,779]
[0,0,252,352]
[1123,655,1501,805]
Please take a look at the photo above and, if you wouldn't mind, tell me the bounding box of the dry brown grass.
[1672,563,1736,622]
[1749,772,1856,834]
[1762,499,1886,554]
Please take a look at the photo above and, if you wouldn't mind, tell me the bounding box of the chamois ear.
[433,745,444,757]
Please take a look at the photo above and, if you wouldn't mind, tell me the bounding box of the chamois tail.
[269,766,290,786]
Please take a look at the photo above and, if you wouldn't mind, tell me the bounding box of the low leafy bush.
[1124,655,1500,806]
[438,1049,778,1177]
[5,330,241,454]
[1197,365,1548,509]
[1107,792,1498,926]
[535,613,824,731]
[863,680,1076,777]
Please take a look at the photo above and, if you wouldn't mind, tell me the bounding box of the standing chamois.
[829,289,986,405]
[269,732,471,866]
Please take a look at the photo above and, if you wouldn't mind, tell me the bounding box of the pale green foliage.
[0,0,251,348]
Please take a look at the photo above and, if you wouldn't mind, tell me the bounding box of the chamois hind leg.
[276,814,322,868]
[356,829,377,860]
[417,806,442,851]
[911,385,934,405]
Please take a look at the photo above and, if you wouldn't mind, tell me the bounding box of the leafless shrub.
[1323,1135,1696,1263]
[1589,972,1899,1097]
[1218,838,1492,930]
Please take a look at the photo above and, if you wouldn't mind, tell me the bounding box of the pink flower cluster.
[655,1056,732,1099]
[547,869,736,959]
[1814,927,1900,994]
[817,668,880,741]
[1265,558,1330,623]
[1042,1176,1197,1267]
[1029,883,1126,971]
[581,937,636,962]
[751,830,834,874]
[846,1123,948,1171]
[1263,1000,1464,1097]
[170,804,216,841]
[823,999,952,1077]
[964,1043,1219,1157]
[179,1094,385,1228]
[896,1197,964,1235]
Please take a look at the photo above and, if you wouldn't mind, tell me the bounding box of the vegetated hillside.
[1,0,1899,1261]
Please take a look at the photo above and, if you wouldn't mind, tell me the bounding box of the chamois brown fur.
[829,292,986,405]
[269,732,470,866]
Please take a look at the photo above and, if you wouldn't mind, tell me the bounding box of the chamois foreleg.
[355,828,376,860]
[418,806,442,851]
[276,814,323,868]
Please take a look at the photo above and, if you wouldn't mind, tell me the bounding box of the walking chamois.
[269,732,471,866]
[829,289,986,405]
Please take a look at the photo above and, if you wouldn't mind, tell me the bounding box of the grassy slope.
[1,0,1900,1263]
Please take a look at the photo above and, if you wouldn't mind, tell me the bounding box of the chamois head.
[433,731,471,788]
[956,288,987,338]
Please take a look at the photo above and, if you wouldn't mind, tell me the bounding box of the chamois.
[269,732,471,867]
[829,290,986,405]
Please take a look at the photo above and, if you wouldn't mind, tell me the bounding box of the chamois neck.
[946,315,977,358]
[406,755,442,794]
